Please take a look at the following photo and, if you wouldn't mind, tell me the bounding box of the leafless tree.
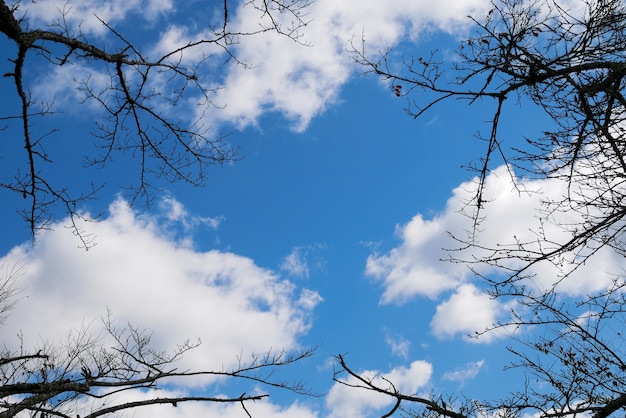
[0,311,316,417]
[341,0,626,417]
[0,0,310,242]
[353,0,626,275]
[0,2,318,416]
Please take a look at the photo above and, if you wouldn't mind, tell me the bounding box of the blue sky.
[0,0,613,417]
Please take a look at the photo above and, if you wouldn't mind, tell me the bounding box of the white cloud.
[442,359,485,385]
[326,360,432,418]
[457,165,624,295]
[61,385,320,418]
[18,0,492,135]
[365,212,467,303]
[20,0,173,36]
[280,247,311,278]
[0,197,321,384]
[30,63,112,113]
[384,331,411,359]
[280,245,327,279]
[184,398,319,418]
[203,0,490,132]
[158,195,224,231]
[367,165,625,339]
[365,167,521,306]
[430,284,501,341]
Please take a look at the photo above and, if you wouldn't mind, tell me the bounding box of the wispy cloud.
[384,330,411,359]
[21,0,174,36]
[280,244,327,279]
[158,195,224,231]
[442,360,485,386]
[280,247,311,279]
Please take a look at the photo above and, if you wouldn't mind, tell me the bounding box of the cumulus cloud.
[326,360,432,418]
[366,165,625,340]
[206,0,490,131]
[18,0,492,135]
[430,285,501,341]
[365,212,467,303]
[0,197,321,382]
[365,167,514,306]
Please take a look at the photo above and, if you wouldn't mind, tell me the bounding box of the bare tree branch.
[344,1,626,417]
[0,310,317,417]
[0,0,310,244]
